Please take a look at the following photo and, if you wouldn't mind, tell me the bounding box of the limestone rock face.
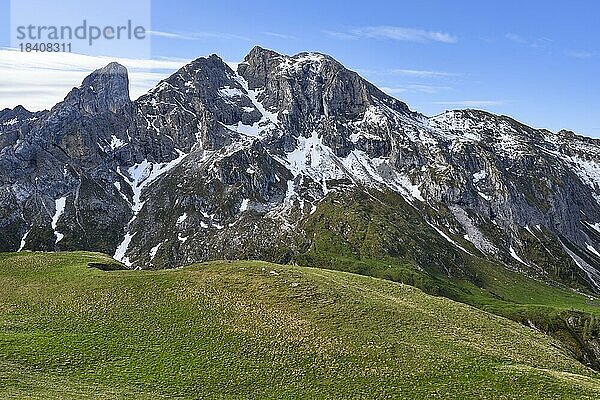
[76,62,131,114]
[1,47,600,296]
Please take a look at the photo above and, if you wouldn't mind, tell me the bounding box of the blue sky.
[1,0,599,137]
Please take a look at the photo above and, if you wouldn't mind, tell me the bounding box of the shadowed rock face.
[75,62,131,114]
[237,46,413,156]
[1,46,600,295]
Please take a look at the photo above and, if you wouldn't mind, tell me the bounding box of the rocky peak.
[558,129,577,139]
[246,45,283,60]
[237,47,414,137]
[0,105,47,148]
[238,46,285,88]
[131,53,265,154]
[67,62,131,114]
[153,54,240,97]
[0,105,33,126]
[429,109,546,146]
[2,104,29,115]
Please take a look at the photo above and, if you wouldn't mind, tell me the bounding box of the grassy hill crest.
[0,252,599,398]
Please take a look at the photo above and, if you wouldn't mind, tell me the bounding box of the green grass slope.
[1,252,600,399]
[298,189,600,369]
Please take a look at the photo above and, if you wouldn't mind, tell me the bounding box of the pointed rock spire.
[75,62,131,113]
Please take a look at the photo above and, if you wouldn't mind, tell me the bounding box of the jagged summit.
[1,105,29,114]
[244,45,282,60]
[73,62,130,113]
[0,104,33,123]
[241,46,335,70]
[98,61,128,75]
[238,46,415,130]
[0,104,45,137]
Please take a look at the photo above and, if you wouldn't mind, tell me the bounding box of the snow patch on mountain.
[177,213,188,225]
[587,244,600,258]
[218,86,244,98]
[18,229,30,252]
[109,135,126,150]
[428,111,531,158]
[52,196,67,244]
[125,150,187,214]
[473,170,487,184]
[450,205,498,255]
[239,198,250,212]
[247,88,279,124]
[567,157,600,195]
[2,118,18,126]
[341,150,425,202]
[509,246,528,266]
[222,78,279,139]
[284,130,340,181]
[114,150,188,265]
[562,244,600,290]
[114,233,134,266]
[426,220,475,257]
[278,52,325,75]
[224,120,261,138]
[477,191,491,201]
[359,106,389,128]
[233,72,279,126]
[428,112,482,142]
[149,242,162,260]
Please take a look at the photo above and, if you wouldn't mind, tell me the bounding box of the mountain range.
[2,46,600,298]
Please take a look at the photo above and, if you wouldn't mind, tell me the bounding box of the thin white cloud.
[382,85,452,95]
[433,100,503,107]
[505,33,553,50]
[322,30,358,40]
[147,30,186,39]
[566,50,593,59]
[262,31,297,40]
[0,48,187,111]
[355,26,457,43]
[380,87,407,95]
[407,84,452,93]
[354,68,463,83]
[389,69,460,78]
[148,30,249,41]
[505,33,528,45]
[326,26,457,43]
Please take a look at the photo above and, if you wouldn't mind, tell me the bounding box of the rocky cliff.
[2,46,600,298]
